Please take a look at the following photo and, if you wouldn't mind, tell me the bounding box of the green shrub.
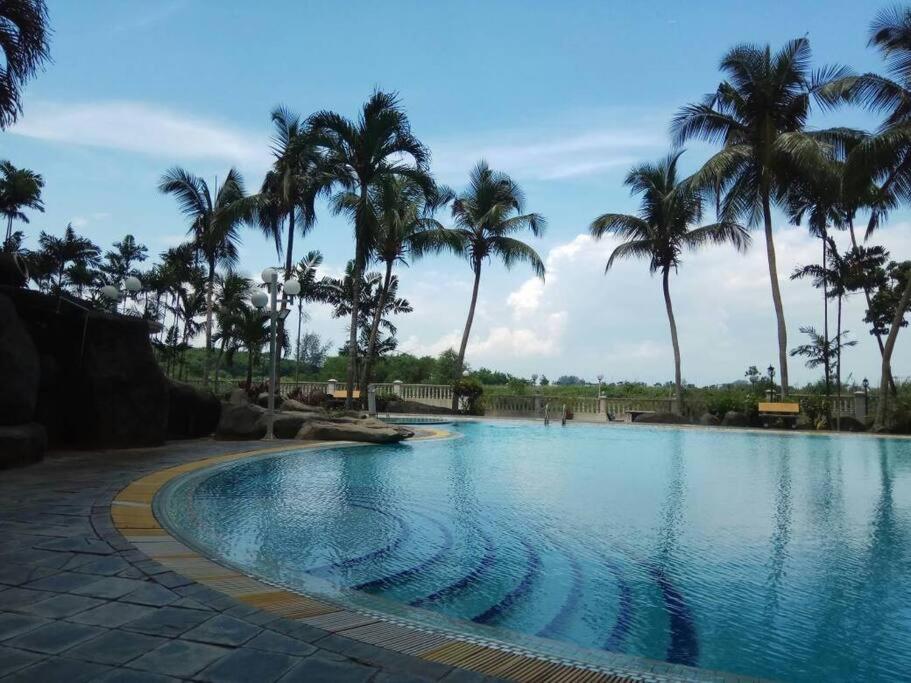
[453,378,484,415]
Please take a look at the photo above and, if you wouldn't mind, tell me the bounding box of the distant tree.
[0,160,44,248]
[288,250,330,382]
[555,375,586,385]
[101,234,148,286]
[433,349,463,385]
[0,0,50,129]
[37,224,101,297]
[539,375,549,386]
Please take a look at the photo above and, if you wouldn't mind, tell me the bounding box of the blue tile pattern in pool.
[158,421,911,682]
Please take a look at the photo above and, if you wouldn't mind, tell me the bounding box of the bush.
[375,391,398,411]
[453,378,484,415]
[287,386,329,407]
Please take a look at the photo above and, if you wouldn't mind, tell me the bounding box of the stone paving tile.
[374,672,436,683]
[23,570,101,593]
[32,536,114,555]
[65,629,168,665]
[151,571,194,590]
[0,645,44,676]
[170,597,212,611]
[98,669,182,682]
[246,629,318,657]
[71,576,148,599]
[68,600,157,627]
[182,613,261,646]
[196,647,301,683]
[122,605,212,637]
[19,593,105,618]
[315,633,452,680]
[0,563,58,587]
[128,638,230,678]
[441,669,503,682]
[0,613,50,640]
[4,655,113,682]
[3,620,106,654]
[66,555,132,576]
[0,587,50,611]
[277,653,377,683]
[120,582,180,607]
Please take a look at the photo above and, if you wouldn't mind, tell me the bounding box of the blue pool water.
[159,422,911,681]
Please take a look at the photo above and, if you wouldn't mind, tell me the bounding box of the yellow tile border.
[110,436,652,683]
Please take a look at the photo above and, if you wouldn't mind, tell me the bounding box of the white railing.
[373,382,453,407]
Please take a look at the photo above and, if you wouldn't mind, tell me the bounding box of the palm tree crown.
[0,0,50,129]
[0,160,44,248]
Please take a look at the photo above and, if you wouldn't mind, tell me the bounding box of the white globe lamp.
[101,285,119,301]
[124,276,142,293]
[251,291,268,309]
[283,279,301,296]
[261,267,277,284]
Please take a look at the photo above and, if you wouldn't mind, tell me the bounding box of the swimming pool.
[158,421,911,681]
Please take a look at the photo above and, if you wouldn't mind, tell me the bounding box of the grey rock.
[166,380,221,439]
[214,401,266,440]
[295,417,414,444]
[0,294,39,425]
[280,398,324,414]
[698,412,721,426]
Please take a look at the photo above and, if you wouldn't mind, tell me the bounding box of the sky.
[4,0,911,386]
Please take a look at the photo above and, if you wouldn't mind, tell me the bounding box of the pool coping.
[112,430,773,683]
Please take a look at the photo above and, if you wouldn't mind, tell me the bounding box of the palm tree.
[589,151,750,413]
[0,160,44,249]
[844,7,911,427]
[359,176,458,394]
[256,107,325,311]
[37,223,101,297]
[288,250,329,383]
[225,304,270,388]
[101,234,148,286]
[0,0,50,129]
[437,161,545,408]
[672,37,854,397]
[159,167,255,387]
[212,272,253,387]
[308,90,433,407]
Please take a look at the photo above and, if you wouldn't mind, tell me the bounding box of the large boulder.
[296,418,414,444]
[0,252,28,287]
[167,380,221,439]
[0,422,47,469]
[0,295,40,425]
[633,412,689,425]
[258,411,312,439]
[699,412,721,426]
[721,411,749,427]
[281,398,324,414]
[215,400,266,440]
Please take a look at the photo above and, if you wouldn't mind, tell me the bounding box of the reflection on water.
[162,424,911,682]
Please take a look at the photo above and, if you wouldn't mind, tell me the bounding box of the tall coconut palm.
[0,0,50,129]
[844,7,911,427]
[212,272,253,387]
[256,107,325,311]
[672,37,854,397]
[359,176,458,394]
[589,151,750,413]
[0,160,44,249]
[159,167,255,387]
[433,161,546,409]
[308,90,433,407]
[37,223,101,297]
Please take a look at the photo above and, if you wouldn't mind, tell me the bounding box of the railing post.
[854,391,866,421]
[367,384,377,416]
[598,395,607,420]
[327,378,337,395]
[392,380,403,397]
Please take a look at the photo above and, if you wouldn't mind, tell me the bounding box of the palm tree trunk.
[5,215,12,244]
[821,235,830,399]
[848,219,897,396]
[762,194,789,397]
[453,263,482,410]
[662,267,683,415]
[202,256,215,387]
[345,250,363,409]
[360,259,394,403]
[874,274,911,430]
[835,292,842,432]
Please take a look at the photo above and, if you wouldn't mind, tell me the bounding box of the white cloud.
[11,101,269,168]
[390,224,911,385]
[429,120,666,182]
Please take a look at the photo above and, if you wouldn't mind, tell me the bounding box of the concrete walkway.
[0,440,497,683]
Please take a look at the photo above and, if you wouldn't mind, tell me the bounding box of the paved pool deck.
[0,438,750,683]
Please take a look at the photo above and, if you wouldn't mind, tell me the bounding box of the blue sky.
[5,0,910,385]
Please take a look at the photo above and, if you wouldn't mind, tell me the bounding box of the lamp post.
[767,364,776,401]
[100,275,142,314]
[252,268,300,440]
[862,377,869,415]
